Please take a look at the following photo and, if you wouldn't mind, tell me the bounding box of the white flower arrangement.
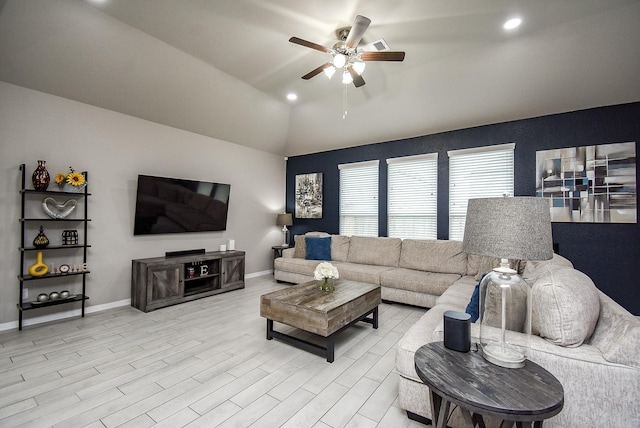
[314,262,339,281]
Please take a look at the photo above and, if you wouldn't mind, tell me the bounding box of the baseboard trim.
[0,299,131,332]
[1,271,274,332]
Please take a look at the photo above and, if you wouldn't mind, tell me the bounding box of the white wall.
[0,82,286,328]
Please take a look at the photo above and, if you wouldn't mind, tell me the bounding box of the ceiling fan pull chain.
[343,84,348,119]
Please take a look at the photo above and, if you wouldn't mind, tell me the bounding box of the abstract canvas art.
[295,173,323,219]
[536,142,636,223]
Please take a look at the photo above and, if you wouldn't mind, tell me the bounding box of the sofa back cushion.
[331,235,351,262]
[531,267,600,347]
[293,232,330,258]
[305,237,331,260]
[347,236,402,267]
[400,239,467,275]
[522,253,573,282]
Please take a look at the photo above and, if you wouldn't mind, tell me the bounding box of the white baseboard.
[0,298,131,332]
[1,272,274,332]
[247,270,272,278]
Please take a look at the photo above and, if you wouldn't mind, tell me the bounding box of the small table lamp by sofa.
[463,197,553,368]
[276,213,293,247]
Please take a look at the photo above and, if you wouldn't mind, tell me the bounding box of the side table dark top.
[415,342,564,425]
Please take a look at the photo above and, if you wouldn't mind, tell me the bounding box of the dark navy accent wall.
[286,102,640,314]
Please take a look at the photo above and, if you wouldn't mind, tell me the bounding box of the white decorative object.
[42,197,77,219]
[228,239,235,250]
[313,262,340,281]
[219,244,227,251]
[314,262,339,292]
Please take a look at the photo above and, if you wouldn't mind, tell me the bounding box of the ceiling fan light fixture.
[333,53,346,68]
[324,66,336,79]
[352,61,366,75]
[342,69,353,85]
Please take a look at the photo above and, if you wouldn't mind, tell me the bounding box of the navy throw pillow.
[465,273,487,322]
[305,237,331,260]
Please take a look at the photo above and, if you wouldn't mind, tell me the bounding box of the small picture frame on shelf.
[62,230,79,245]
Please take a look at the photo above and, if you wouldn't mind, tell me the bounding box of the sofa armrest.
[281,247,296,258]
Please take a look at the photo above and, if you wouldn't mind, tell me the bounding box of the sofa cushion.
[380,268,461,297]
[305,237,331,260]
[274,257,322,275]
[347,236,402,267]
[531,267,600,347]
[331,235,350,262]
[400,239,467,275]
[293,235,306,258]
[522,253,573,282]
[465,277,483,322]
[331,262,394,285]
[293,232,330,258]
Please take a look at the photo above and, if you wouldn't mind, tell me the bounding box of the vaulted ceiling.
[1,0,639,156]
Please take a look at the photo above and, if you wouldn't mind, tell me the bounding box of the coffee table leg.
[266,319,273,340]
[373,307,378,329]
[327,335,335,363]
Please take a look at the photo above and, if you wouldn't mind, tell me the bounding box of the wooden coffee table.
[414,342,564,428]
[260,280,381,362]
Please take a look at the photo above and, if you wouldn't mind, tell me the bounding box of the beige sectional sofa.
[274,234,496,308]
[274,233,640,427]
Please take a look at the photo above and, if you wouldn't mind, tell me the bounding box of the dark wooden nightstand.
[272,245,290,269]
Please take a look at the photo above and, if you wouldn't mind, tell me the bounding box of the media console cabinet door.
[147,264,184,308]
[222,255,245,289]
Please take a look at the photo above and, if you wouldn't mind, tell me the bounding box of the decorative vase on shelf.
[28,251,49,277]
[33,226,50,249]
[32,160,50,191]
[62,183,86,193]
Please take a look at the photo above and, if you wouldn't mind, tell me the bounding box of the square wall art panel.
[536,142,636,223]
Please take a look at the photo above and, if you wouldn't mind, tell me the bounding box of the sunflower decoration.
[56,167,87,189]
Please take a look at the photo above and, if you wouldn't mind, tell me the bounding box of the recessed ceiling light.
[503,17,522,30]
[286,93,298,101]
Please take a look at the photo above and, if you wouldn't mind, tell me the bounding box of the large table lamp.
[463,197,553,368]
[276,213,293,247]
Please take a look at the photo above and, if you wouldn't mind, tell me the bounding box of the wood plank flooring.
[0,275,429,428]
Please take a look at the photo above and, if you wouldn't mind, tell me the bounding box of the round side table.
[414,342,564,428]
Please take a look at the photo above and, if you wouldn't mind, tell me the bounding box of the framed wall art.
[295,173,323,219]
[535,142,636,223]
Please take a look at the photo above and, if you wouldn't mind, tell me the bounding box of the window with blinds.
[387,153,438,239]
[339,160,379,236]
[448,143,515,241]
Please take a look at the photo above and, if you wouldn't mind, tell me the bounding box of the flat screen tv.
[133,174,230,235]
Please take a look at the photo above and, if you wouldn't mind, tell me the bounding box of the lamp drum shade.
[277,213,293,227]
[463,197,553,261]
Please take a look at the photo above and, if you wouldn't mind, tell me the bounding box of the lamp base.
[481,342,525,369]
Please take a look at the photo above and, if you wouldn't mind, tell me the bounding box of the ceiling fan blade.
[348,67,365,88]
[302,62,333,80]
[361,51,405,61]
[345,15,371,48]
[289,37,332,54]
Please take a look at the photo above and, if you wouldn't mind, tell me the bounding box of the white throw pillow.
[531,267,600,347]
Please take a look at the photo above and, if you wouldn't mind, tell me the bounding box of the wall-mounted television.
[133,174,230,235]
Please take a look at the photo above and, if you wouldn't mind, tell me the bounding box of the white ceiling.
[1,0,640,156]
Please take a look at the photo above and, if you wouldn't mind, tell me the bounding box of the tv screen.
[133,174,230,235]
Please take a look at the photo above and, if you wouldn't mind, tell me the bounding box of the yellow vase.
[28,251,49,277]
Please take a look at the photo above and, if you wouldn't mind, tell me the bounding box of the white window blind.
[339,160,379,236]
[448,143,515,241]
[387,153,438,239]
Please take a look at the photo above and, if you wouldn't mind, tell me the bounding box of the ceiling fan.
[289,15,405,88]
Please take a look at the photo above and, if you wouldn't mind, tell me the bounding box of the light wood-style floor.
[0,275,430,428]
